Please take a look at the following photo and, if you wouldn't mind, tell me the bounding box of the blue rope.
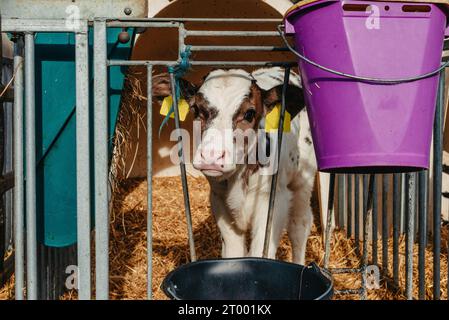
[159,46,192,137]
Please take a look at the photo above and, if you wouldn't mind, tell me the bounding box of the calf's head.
[152,68,305,180]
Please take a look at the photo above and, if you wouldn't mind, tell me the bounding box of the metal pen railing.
[1,15,448,301]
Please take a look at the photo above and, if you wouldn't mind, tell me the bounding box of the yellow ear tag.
[265,103,291,132]
[160,95,190,121]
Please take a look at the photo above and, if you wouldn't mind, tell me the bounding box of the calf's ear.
[152,73,197,104]
[261,84,306,119]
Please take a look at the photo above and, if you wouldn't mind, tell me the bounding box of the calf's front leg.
[247,190,291,259]
[210,192,246,258]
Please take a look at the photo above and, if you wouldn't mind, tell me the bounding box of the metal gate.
[1,0,448,300]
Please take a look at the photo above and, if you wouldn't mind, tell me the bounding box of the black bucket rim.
[161,257,334,300]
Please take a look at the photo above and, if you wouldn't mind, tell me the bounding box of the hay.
[90,176,449,300]
[2,176,449,300]
[0,275,14,300]
[110,67,148,189]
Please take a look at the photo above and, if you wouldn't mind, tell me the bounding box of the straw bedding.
[0,176,448,300]
[83,177,449,299]
[107,176,448,300]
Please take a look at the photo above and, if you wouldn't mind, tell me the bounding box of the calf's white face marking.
[192,69,261,179]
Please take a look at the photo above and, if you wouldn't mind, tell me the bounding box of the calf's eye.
[243,109,256,122]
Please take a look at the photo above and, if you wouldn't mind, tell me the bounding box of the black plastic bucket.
[161,258,333,300]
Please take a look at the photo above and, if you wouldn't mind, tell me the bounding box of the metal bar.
[405,172,416,300]
[363,175,368,230]
[13,37,24,301]
[329,267,362,274]
[2,18,281,33]
[75,24,91,300]
[2,17,281,32]
[108,60,282,67]
[1,0,147,20]
[0,25,5,277]
[107,21,180,28]
[190,61,278,66]
[146,64,153,300]
[263,67,291,259]
[94,19,109,300]
[355,174,360,255]
[179,23,186,57]
[401,173,406,233]
[372,175,378,265]
[418,170,428,300]
[347,174,352,238]
[362,174,375,300]
[185,30,279,37]
[393,173,400,286]
[382,174,389,273]
[324,173,336,268]
[1,18,88,33]
[189,45,289,52]
[433,69,444,300]
[108,60,177,67]
[24,32,37,300]
[169,72,196,262]
[109,17,282,23]
[338,174,344,228]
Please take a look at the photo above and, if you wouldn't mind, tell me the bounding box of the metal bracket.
[0,0,147,20]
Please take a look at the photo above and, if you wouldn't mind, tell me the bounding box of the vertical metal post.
[94,19,109,300]
[0,22,4,284]
[354,174,360,254]
[382,174,389,272]
[418,170,428,300]
[393,173,400,286]
[372,175,378,265]
[346,174,352,238]
[263,67,291,259]
[338,174,345,228]
[24,32,37,300]
[405,172,416,300]
[13,37,24,300]
[401,173,406,233]
[362,174,375,300]
[75,23,91,300]
[324,173,335,268]
[169,72,196,262]
[433,69,444,300]
[362,174,368,258]
[146,64,153,299]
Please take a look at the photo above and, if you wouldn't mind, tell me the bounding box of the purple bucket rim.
[284,0,449,22]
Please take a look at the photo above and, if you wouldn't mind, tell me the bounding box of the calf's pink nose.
[201,149,226,166]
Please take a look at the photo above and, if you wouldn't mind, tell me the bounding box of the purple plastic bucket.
[285,0,448,173]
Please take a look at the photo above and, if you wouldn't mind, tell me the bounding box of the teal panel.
[35,28,134,247]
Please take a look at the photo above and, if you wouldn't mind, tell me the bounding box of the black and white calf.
[153,67,317,264]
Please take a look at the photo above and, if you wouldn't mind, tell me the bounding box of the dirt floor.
[0,176,448,300]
